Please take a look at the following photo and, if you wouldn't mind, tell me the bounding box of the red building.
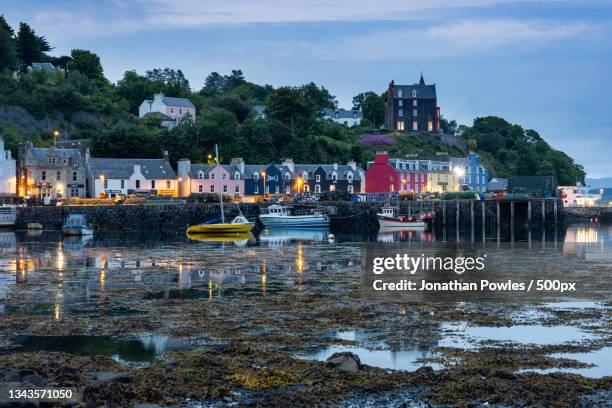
[365,152,427,193]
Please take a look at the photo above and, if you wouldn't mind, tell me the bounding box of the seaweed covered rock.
[325,352,362,372]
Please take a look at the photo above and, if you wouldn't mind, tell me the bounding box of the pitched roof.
[392,83,437,99]
[188,164,213,178]
[90,158,175,180]
[27,147,84,165]
[162,96,195,108]
[143,111,175,122]
[321,108,363,120]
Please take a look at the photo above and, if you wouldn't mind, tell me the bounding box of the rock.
[493,369,517,380]
[415,366,434,376]
[0,368,47,387]
[325,352,362,372]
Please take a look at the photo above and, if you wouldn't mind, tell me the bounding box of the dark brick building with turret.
[384,74,440,133]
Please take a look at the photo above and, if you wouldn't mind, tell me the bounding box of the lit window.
[428,120,433,132]
[397,121,405,131]
[413,99,417,107]
[330,185,335,192]
[413,121,418,131]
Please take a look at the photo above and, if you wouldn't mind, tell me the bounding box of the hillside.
[0,16,585,185]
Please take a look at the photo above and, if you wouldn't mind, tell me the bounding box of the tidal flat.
[0,224,610,407]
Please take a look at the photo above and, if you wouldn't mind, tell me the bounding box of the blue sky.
[3,0,611,177]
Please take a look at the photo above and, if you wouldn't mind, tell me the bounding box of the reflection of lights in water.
[296,242,304,274]
[99,254,106,290]
[56,244,65,271]
[261,258,267,292]
[565,228,598,244]
[208,279,212,300]
[54,291,63,321]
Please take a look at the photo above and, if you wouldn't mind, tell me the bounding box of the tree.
[116,70,165,114]
[146,68,190,96]
[201,71,225,97]
[0,20,16,71]
[353,92,384,128]
[67,49,105,83]
[15,22,50,69]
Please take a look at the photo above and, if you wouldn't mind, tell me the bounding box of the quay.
[11,198,601,232]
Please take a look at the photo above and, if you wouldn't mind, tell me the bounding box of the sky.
[3,0,612,178]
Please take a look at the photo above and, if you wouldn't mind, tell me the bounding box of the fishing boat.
[186,145,254,236]
[62,214,94,235]
[377,206,428,230]
[259,205,330,228]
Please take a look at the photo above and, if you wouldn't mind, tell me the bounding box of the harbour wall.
[14,199,569,231]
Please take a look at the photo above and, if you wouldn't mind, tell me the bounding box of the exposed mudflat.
[0,225,610,407]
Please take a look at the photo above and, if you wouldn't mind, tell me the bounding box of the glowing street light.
[261,171,267,199]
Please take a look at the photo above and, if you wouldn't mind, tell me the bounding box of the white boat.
[0,205,16,227]
[63,214,94,236]
[259,205,330,228]
[377,206,426,229]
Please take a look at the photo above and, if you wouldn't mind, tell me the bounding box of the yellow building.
[426,171,460,193]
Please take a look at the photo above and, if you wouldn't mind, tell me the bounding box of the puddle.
[543,301,606,310]
[4,335,190,363]
[440,322,599,349]
[521,346,612,378]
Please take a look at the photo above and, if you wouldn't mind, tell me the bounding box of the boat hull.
[259,215,329,228]
[377,216,426,229]
[186,223,253,234]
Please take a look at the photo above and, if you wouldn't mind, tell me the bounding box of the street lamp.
[261,171,266,199]
[53,130,60,147]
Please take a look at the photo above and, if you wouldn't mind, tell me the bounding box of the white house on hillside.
[0,139,16,196]
[321,108,362,127]
[88,157,178,198]
[139,92,196,129]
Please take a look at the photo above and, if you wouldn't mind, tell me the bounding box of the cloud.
[304,19,595,60]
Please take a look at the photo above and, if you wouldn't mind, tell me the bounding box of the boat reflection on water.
[258,228,330,247]
[186,232,254,246]
[563,223,611,260]
[377,227,435,243]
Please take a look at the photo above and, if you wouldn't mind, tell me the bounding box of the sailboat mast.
[215,144,224,223]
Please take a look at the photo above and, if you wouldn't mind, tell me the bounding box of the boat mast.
[215,144,224,223]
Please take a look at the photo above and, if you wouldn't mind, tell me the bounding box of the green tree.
[67,49,105,83]
[0,22,16,71]
[353,92,384,128]
[15,22,50,69]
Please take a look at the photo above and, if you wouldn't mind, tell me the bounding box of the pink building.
[139,93,196,128]
[177,160,244,197]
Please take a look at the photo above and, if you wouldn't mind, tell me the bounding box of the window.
[284,173,290,181]
[302,172,308,181]
[315,185,321,193]
[397,121,404,131]
[223,185,228,193]
[198,185,203,193]
[347,173,353,182]
[41,171,46,181]
[428,120,433,132]
[104,179,108,189]
[56,171,61,180]
[398,99,403,107]
[198,171,204,179]
[413,99,417,107]
[413,121,418,131]
[210,185,215,193]
[315,174,321,182]
[222,173,227,179]
[397,90,403,98]
[151,180,156,189]
[70,188,79,197]
[329,184,335,192]
[347,185,354,193]
[413,109,417,117]
[166,180,171,189]
[254,185,259,194]
[412,89,417,98]
[304,184,310,192]
[136,180,140,189]
[275,186,279,193]
[398,109,403,117]
[235,185,240,193]
[179,108,182,114]
[253,172,259,180]
[121,180,125,189]
[211,173,215,180]
[235,172,240,180]
[286,186,290,194]
[331,172,337,181]
[171,108,174,113]
[72,171,77,182]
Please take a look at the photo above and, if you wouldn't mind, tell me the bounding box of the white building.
[88,157,178,198]
[138,92,196,129]
[0,139,16,196]
[321,108,363,127]
[558,183,602,207]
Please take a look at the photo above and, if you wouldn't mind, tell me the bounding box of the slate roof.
[391,75,437,99]
[321,108,363,120]
[488,178,508,191]
[294,164,362,181]
[30,62,57,71]
[188,164,213,179]
[27,147,84,166]
[161,96,195,108]
[143,111,176,122]
[90,158,176,180]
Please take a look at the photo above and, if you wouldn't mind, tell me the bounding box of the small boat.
[377,206,427,229]
[186,215,253,234]
[27,222,43,231]
[0,205,16,227]
[187,231,253,244]
[186,144,254,236]
[259,205,330,228]
[62,214,94,235]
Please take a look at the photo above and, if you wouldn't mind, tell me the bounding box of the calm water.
[0,222,610,375]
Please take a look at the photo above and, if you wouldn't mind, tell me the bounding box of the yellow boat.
[187,231,253,242]
[186,216,253,234]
